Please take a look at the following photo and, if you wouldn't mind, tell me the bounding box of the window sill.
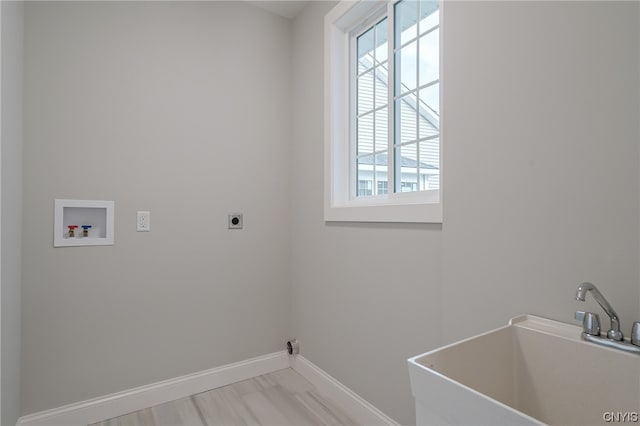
[324,200,442,223]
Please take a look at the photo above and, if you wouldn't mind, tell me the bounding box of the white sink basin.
[408,315,640,425]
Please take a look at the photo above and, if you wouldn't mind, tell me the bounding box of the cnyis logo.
[603,412,640,423]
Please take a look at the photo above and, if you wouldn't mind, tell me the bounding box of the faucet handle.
[631,322,640,347]
[575,311,601,336]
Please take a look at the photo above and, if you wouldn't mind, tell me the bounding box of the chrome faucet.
[575,282,623,341]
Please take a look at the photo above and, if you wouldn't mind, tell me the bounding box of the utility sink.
[408,315,640,425]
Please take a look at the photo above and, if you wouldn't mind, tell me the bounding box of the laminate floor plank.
[89,368,358,426]
[92,408,154,426]
[263,369,315,394]
[194,385,261,426]
[294,392,358,426]
[239,388,293,426]
[150,397,205,426]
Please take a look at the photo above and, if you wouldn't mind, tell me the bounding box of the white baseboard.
[17,351,290,426]
[17,351,398,426]
[290,355,399,426]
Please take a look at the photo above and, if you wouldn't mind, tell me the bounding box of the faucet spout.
[576,282,623,341]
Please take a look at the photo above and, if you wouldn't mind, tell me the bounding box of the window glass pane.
[358,27,375,71]
[395,0,418,46]
[357,70,374,114]
[418,89,439,139]
[377,180,389,195]
[374,67,388,109]
[418,29,439,87]
[419,138,439,171]
[357,156,375,196]
[374,152,388,195]
[422,173,439,191]
[419,0,439,34]
[396,96,417,144]
[418,109,438,139]
[357,179,373,197]
[402,182,418,192]
[375,107,388,151]
[395,41,417,95]
[396,143,418,192]
[419,139,440,191]
[357,113,374,156]
[419,82,439,117]
[375,19,389,64]
[358,61,368,75]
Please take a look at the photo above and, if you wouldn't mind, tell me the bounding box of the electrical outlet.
[137,211,151,232]
[228,213,243,229]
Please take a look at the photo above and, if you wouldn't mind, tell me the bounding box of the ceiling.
[245,1,310,19]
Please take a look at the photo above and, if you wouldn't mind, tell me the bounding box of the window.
[325,0,442,223]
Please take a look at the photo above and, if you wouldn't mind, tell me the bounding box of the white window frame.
[324,0,443,223]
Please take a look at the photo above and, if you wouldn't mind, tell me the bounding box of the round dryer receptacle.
[286,339,299,355]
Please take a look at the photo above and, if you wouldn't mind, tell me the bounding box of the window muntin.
[353,0,440,199]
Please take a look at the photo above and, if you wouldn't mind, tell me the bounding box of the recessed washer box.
[54,199,114,247]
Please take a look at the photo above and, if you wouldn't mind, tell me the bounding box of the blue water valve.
[81,225,92,237]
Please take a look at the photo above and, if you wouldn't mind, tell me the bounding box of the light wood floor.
[89,368,358,426]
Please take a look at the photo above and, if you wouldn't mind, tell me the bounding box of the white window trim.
[324,0,443,223]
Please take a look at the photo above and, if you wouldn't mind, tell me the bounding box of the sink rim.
[408,314,640,426]
[409,314,640,369]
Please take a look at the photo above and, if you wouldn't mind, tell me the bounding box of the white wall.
[291,2,640,425]
[22,1,293,414]
[1,1,24,424]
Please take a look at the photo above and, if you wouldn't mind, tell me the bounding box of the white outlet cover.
[137,211,151,231]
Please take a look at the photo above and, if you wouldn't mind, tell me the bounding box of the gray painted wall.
[1,1,24,424]
[292,4,442,424]
[440,1,639,341]
[22,1,293,414]
[291,2,640,425]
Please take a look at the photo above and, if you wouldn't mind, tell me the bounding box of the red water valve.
[68,225,78,238]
